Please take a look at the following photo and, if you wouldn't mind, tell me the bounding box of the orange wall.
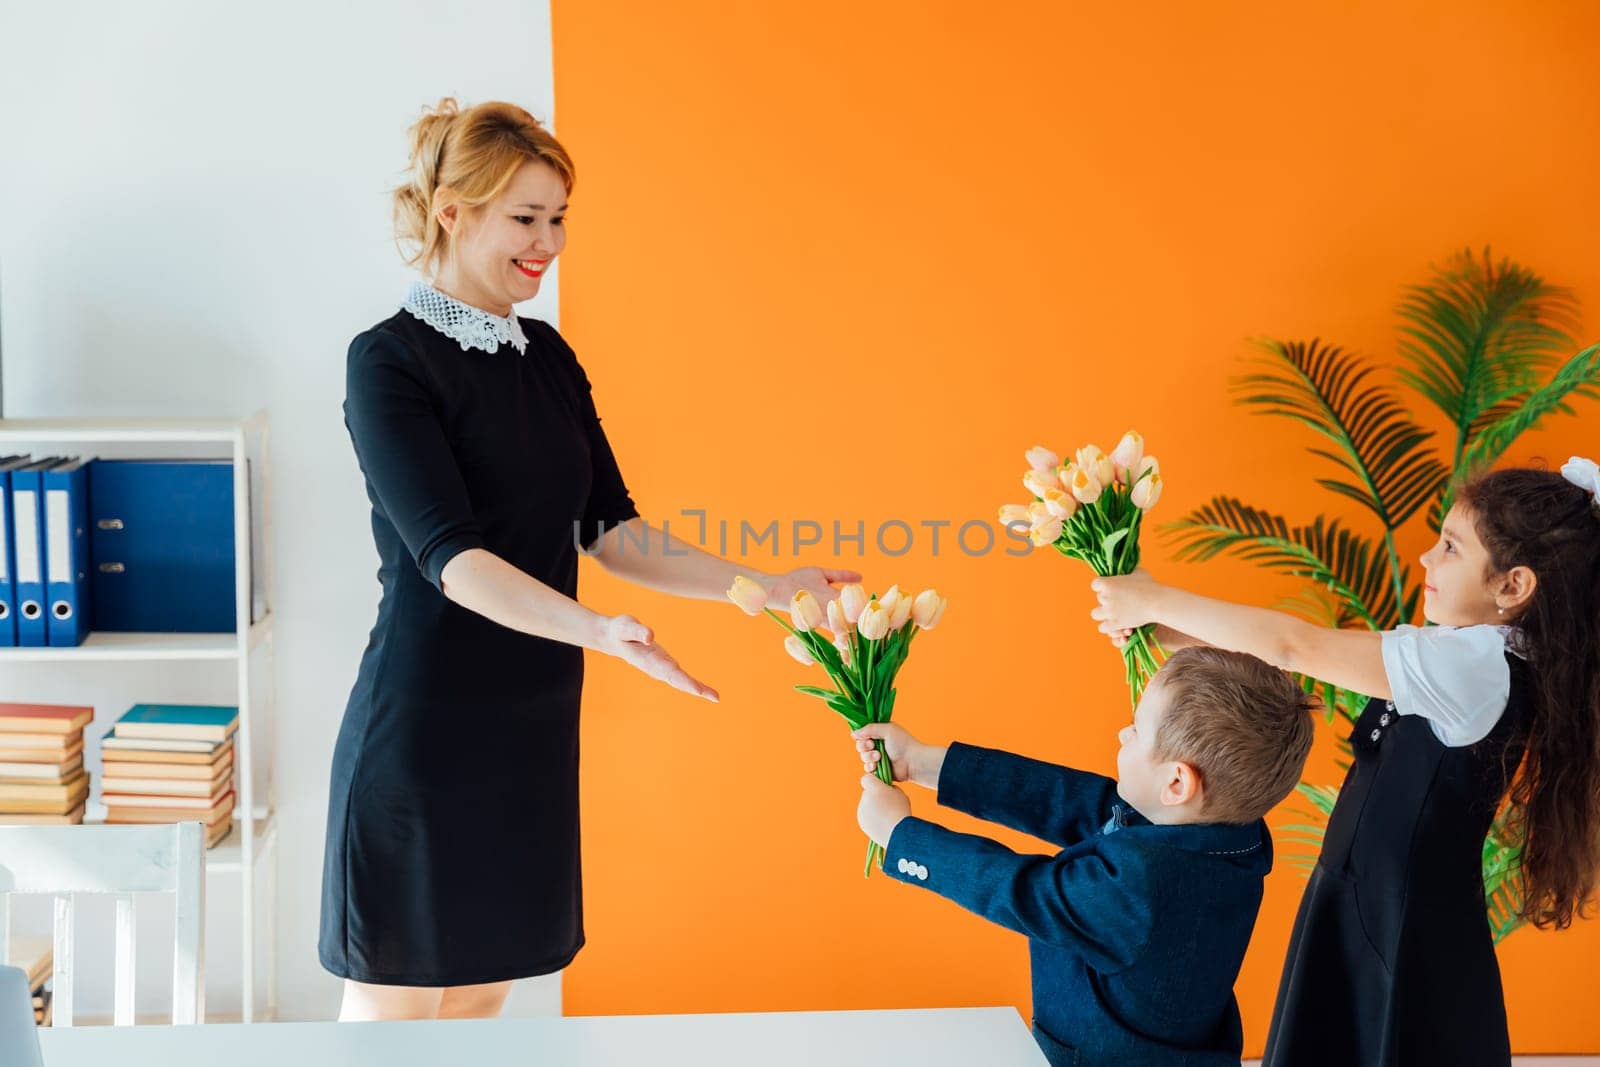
[550,1,1600,1054]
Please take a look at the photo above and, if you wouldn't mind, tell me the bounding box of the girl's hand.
[598,614,719,702]
[762,566,863,611]
[1090,570,1164,637]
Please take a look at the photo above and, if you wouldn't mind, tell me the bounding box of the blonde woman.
[321,98,858,1021]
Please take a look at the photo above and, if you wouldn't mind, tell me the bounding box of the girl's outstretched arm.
[1093,571,1391,700]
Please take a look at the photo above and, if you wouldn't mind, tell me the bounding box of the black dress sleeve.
[344,328,487,589]
[540,324,639,549]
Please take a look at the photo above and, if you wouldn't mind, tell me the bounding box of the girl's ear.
[1161,761,1203,808]
[1496,565,1538,615]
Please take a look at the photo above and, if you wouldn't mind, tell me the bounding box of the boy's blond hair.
[1154,647,1317,824]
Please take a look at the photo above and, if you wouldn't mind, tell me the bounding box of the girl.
[1090,460,1600,1065]
[322,98,858,1022]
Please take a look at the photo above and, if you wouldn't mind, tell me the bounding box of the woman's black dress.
[1262,653,1528,1066]
[319,305,637,986]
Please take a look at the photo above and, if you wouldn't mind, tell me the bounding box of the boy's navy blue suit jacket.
[884,742,1273,1067]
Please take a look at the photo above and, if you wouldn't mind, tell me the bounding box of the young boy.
[855,646,1315,1067]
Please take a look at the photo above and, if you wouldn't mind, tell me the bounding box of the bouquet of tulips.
[727,576,948,877]
[1000,430,1164,704]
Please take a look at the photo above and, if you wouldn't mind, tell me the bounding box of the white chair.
[0,964,44,1066]
[0,822,204,1026]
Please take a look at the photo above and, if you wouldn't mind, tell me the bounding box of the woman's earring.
[1497,606,1504,616]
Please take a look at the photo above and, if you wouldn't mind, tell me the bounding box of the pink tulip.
[784,635,815,666]
[858,600,892,641]
[1023,470,1058,500]
[1030,516,1064,546]
[1043,488,1077,520]
[912,589,947,630]
[998,503,1031,526]
[1131,469,1164,509]
[839,583,869,625]
[790,590,825,633]
[726,575,768,615]
[1069,465,1103,504]
[1025,445,1060,472]
[1110,431,1144,479]
[826,598,848,637]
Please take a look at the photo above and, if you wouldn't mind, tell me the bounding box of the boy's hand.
[852,723,948,790]
[1090,570,1164,640]
[858,775,912,848]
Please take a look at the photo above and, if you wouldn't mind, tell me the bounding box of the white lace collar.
[402,281,528,355]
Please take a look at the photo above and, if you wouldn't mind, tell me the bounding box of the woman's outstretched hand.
[598,614,719,702]
[762,566,863,610]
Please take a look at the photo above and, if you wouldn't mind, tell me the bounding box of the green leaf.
[1436,342,1600,519]
[1394,248,1583,473]
[1234,339,1449,530]
[1164,497,1412,630]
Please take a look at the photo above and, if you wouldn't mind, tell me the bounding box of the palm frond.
[1164,496,1415,630]
[1435,342,1600,520]
[1395,248,1582,470]
[1235,339,1449,530]
[1276,783,1340,877]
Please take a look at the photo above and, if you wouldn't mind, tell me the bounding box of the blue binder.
[89,459,235,634]
[11,459,58,647]
[0,455,34,647]
[43,459,92,647]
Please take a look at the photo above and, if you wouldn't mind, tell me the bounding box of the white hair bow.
[1560,456,1600,500]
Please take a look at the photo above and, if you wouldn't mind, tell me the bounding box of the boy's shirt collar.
[1102,802,1270,862]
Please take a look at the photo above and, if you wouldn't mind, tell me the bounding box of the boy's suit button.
[897,858,910,874]
[1379,713,1392,726]
[1370,728,1382,742]
[915,865,928,880]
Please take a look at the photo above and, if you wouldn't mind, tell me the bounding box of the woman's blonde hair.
[393,97,575,275]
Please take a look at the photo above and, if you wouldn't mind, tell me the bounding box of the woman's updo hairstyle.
[393,97,575,274]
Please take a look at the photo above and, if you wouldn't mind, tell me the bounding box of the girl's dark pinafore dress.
[1263,652,1528,1066]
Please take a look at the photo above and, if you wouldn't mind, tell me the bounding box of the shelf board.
[0,631,247,662]
[203,814,276,874]
[0,416,253,444]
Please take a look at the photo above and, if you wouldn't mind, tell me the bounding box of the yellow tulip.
[912,589,947,630]
[1069,465,1103,504]
[1137,455,1160,481]
[1075,444,1105,472]
[1027,501,1052,524]
[1030,516,1064,546]
[888,589,915,631]
[1093,455,1118,488]
[726,575,768,615]
[784,635,815,666]
[1131,469,1164,509]
[790,590,825,633]
[1056,462,1079,491]
[858,600,892,641]
[1023,470,1058,500]
[1025,445,1060,472]
[1043,488,1077,520]
[998,503,1031,526]
[1110,431,1144,478]
[826,598,848,637]
[839,583,869,625]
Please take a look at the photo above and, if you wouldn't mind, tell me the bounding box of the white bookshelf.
[0,411,277,1022]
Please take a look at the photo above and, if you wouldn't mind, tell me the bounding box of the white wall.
[0,0,562,1022]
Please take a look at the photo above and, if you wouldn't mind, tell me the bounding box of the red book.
[0,704,93,735]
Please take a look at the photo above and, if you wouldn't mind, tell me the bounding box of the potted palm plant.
[1166,248,1600,942]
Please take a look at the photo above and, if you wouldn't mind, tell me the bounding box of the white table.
[37,1007,1049,1066]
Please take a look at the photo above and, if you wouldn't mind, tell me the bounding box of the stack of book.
[7,934,52,1026]
[0,703,93,824]
[101,704,238,848]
